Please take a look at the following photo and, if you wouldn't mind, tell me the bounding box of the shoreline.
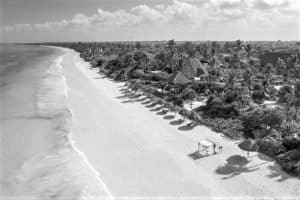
[1,45,113,200]
[40,46,114,199]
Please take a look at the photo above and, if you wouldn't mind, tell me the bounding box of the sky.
[0,0,299,42]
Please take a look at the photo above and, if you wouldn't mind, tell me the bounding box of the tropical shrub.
[179,88,197,101]
[277,85,293,103]
[202,96,239,119]
[257,136,286,156]
[276,150,300,176]
[241,108,283,138]
[208,118,243,139]
[282,136,300,151]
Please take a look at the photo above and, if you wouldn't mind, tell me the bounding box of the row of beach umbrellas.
[125,82,260,153]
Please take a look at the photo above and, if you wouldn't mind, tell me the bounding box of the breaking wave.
[11,51,113,200]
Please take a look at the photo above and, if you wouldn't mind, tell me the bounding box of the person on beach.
[213,142,216,154]
[218,146,223,153]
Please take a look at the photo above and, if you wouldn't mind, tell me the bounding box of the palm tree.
[245,44,252,59]
[293,80,300,120]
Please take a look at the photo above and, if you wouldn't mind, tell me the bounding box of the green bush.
[257,136,286,156]
[276,149,300,176]
[202,96,240,119]
[206,118,244,139]
[282,136,300,151]
[277,85,293,103]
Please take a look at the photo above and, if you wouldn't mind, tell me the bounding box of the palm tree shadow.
[215,154,260,179]
[217,164,260,180]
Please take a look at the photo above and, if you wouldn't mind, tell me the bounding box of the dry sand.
[62,49,300,199]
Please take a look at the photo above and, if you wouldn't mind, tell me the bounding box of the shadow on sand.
[142,100,152,105]
[266,165,291,182]
[116,93,140,99]
[256,153,296,182]
[188,151,209,160]
[170,119,185,126]
[145,103,157,108]
[156,109,168,115]
[163,115,175,120]
[215,154,260,179]
[150,107,162,112]
[178,123,197,131]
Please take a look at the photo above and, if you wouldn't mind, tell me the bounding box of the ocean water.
[0,45,112,200]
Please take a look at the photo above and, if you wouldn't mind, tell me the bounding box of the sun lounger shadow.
[163,115,175,120]
[170,119,185,125]
[188,151,208,160]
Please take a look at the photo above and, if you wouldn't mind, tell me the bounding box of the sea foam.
[11,49,113,200]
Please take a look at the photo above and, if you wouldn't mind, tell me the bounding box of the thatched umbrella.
[164,102,174,111]
[160,99,167,107]
[171,106,183,117]
[179,109,192,120]
[155,98,163,105]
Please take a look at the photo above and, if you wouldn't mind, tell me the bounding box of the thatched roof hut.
[180,58,208,79]
[168,71,191,85]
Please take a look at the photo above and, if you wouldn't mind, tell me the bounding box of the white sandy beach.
[1,45,300,200]
[62,48,300,199]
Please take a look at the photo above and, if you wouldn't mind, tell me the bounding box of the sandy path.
[63,49,300,199]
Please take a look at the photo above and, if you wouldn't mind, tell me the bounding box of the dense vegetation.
[40,40,300,176]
